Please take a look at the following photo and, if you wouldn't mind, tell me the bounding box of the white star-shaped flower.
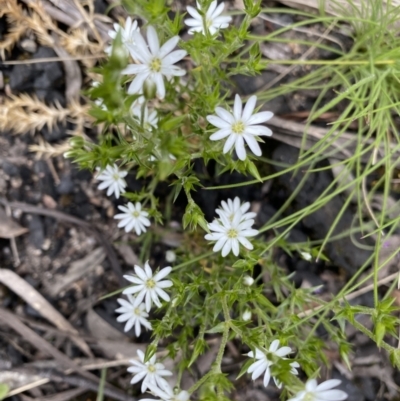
[95,164,127,199]
[131,100,158,130]
[215,197,256,222]
[184,1,232,35]
[142,383,190,401]
[114,202,151,235]
[115,295,152,336]
[122,26,187,99]
[106,17,139,55]
[128,349,172,393]
[123,261,173,312]
[288,379,348,401]
[207,94,273,160]
[205,208,258,257]
[247,340,298,388]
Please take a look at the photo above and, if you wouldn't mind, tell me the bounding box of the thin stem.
[188,295,231,395]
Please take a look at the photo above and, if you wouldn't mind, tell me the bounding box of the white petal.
[127,73,149,94]
[207,115,231,129]
[233,94,242,120]
[242,95,257,122]
[213,236,227,252]
[316,379,342,391]
[243,134,262,156]
[246,125,273,137]
[206,0,218,18]
[248,111,274,125]
[154,266,172,281]
[223,133,236,154]
[162,50,187,66]
[269,340,280,352]
[215,107,235,123]
[263,367,271,387]
[210,128,232,140]
[186,5,202,19]
[231,239,240,256]
[317,390,348,400]
[221,239,232,256]
[144,262,153,278]
[274,346,292,357]
[147,26,160,55]
[237,236,253,249]
[153,73,166,99]
[235,135,246,160]
[159,36,180,58]
[155,287,171,302]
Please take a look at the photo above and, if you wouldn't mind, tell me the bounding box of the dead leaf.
[0,207,28,239]
[45,247,105,297]
[0,268,92,357]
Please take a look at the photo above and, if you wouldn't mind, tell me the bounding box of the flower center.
[148,364,156,373]
[149,58,162,72]
[132,211,140,218]
[133,307,141,315]
[303,393,315,401]
[113,173,120,181]
[146,279,156,289]
[231,121,245,134]
[227,228,238,239]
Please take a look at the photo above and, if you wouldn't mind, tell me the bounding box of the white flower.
[288,379,348,401]
[242,310,252,321]
[300,251,312,261]
[114,202,151,235]
[106,17,139,55]
[205,209,258,257]
[131,100,158,129]
[95,164,127,199]
[215,197,256,222]
[142,383,190,401]
[185,1,232,35]
[247,340,297,388]
[207,94,273,160]
[165,250,176,263]
[123,261,173,312]
[128,349,172,393]
[115,295,152,336]
[243,275,254,286]
[122,26,187,99]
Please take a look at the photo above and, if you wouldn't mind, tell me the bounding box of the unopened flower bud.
[243,275,254,286]
[143,78,157,99]
[300,252,312,261]
[166,250,176,263]
[242,310,252,321]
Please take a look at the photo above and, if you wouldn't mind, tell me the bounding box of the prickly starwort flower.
[95,164,127,199]
[123,261,173,312]
[185,1,231,35]
[288,379,348,401]
[123,26,187,99]
[207,94,273,160]
[247,340,299,388]
[115,295,152,336]
[128,349,172,392]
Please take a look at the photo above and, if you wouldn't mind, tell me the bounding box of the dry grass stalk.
[0,93,91,135]
[0,93,68,134]
[29,137,72,159]
[0,0,28,59]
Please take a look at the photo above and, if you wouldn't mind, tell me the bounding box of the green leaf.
[188,338,207,367]
[0,384,9,400]
[206,322,227,334]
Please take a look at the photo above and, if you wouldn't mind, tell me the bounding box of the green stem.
[188,296,231,395]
